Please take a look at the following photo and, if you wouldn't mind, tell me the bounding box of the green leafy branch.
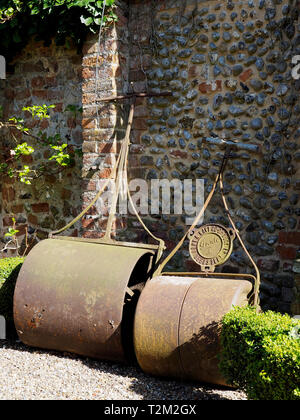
[0,103,82,184]
[1,217,20,254]
[0,1,117,60]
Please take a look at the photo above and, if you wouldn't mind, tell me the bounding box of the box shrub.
[219,306,300,400]
[0,257,24,323]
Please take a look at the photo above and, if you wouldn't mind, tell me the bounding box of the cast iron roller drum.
[13,238,157,362]
[133,275,253,386]
[13,92,167,363]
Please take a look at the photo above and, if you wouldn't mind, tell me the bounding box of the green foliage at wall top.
[0,0,117,61]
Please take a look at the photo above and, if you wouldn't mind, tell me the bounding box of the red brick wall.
[0,38,83,255]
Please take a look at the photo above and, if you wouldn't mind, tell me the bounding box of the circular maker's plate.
[189,223,234,271]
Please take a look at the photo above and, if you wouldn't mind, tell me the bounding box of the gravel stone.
[0,340,247,400]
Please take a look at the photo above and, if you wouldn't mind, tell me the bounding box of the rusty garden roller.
[133,147,260,386]
[13,90,171,363]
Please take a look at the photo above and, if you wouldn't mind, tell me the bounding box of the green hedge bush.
[0,257,24,323]
[219,306,300,400]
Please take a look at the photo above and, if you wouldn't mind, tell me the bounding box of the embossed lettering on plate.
[189,224,234,272]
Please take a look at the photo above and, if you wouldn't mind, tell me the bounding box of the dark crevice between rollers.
[121,252,155,364]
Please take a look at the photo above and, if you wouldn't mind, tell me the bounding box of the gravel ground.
[0,339,247,400]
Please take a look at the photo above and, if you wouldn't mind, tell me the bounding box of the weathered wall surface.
[0,0,299,313]
[80,0,130,238]
[120,0,300,313]
[0,39,83,254]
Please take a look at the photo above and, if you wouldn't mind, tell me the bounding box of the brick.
[3,216,14,227]
[82,231,104,239]
[189,65,198,79]
[97,142,116,154]
[4,89,15,99]
[129,70,147,82]
[257,259,280,271]
[240,69,253,82]
[103,156,115,169]
[40,119,49,129]
[82,141,97,153]
[134,105,149,118]
[32,89,48,99]
[21,155,33,165]
[82,67,96,79]
[83,153,99,167]
[15,89,31,100]
[31,76,45,88]
[98,117,115,129]
[26,119,39,129]
[67,117,77,129]
[12,204,24,214]
[31,203,49,213]
[132,118,148,130]
[86,180,97,191]
[2,186,15,202]
[98,168,112,179]
[170,150,188,159]
[81,218,95,229]
[129,155,139,167]
[15,224,28,237]
[215,80,222,91]
[278,231,300,246]
[54,103,64,112]
[61,189,72,200]
[82,118,96,129]
[82,56,109,67]
[28,214,38,225]
[276,245,297,260]
[198,80,222,94]
[47,89,64,101]
[9,77,25,88]
[71,229,78,237]
[22,62,44,73]
[45,77,57,87]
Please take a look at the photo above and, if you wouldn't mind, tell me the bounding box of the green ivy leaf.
[80,15,93,26]
[5,228,19,237]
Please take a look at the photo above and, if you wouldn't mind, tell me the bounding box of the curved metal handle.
[49,100,165,262]
[153,146,232,277]
[152,147,260,309]
[219,174,260,308]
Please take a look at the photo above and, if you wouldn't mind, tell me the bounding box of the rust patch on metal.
[14,238,156,362]
[134,275,252,386]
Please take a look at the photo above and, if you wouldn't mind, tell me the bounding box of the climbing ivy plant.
[0,0,117,61]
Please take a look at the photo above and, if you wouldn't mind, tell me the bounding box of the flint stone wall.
[121,0,300,313]
[0,0,299,313]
